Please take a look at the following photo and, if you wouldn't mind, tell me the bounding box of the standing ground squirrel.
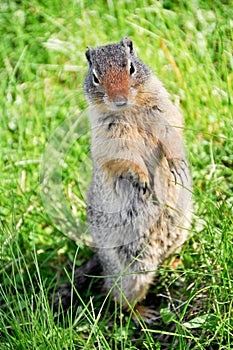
[53,37,192,322]
[83,37,192,321]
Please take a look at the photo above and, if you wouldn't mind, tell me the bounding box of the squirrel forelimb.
[102,159,151,197]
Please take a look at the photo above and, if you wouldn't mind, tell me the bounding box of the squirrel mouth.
[113,95,129,108]
[104,95,132,110]
[115,96,128,105]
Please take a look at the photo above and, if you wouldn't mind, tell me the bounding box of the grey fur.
[83,38,192,309]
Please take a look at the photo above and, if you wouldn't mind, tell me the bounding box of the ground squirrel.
[54,37,192,322]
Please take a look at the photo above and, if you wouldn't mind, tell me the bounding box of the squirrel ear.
[85,46,93,65]
[121,37,134,55]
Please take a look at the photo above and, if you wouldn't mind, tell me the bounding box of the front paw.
[132,176,152,198]
[168,158,188,185]
[119,171,152,198]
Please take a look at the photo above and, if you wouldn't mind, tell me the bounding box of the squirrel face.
[84,37,151,111]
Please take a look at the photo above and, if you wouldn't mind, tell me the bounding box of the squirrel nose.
[113,95,128,107]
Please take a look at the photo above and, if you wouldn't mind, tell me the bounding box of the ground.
[0,1,233,349]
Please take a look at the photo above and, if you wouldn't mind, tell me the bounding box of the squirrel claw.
[168,158,188,186]
[119,172,151,198]
[132,304,160,325]
[142,182,152,198]
[133,179,151,198]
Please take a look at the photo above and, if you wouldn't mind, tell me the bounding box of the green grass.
[0,0,233,348]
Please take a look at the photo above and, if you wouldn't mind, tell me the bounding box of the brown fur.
[52,37,192,323]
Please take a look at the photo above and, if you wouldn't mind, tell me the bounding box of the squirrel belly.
[83,37,192,318]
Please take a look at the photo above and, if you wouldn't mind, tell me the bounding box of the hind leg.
[105,271,151,301]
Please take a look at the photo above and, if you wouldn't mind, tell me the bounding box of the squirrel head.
[84,37,151,111]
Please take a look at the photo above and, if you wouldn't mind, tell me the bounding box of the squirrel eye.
[92,69,100,85]
[129,62,136,76]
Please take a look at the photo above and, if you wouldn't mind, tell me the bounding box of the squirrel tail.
[51,254,103,314]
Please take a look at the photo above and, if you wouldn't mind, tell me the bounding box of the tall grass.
[0,0,232,348]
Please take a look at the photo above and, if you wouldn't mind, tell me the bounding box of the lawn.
[0,0,233,349]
